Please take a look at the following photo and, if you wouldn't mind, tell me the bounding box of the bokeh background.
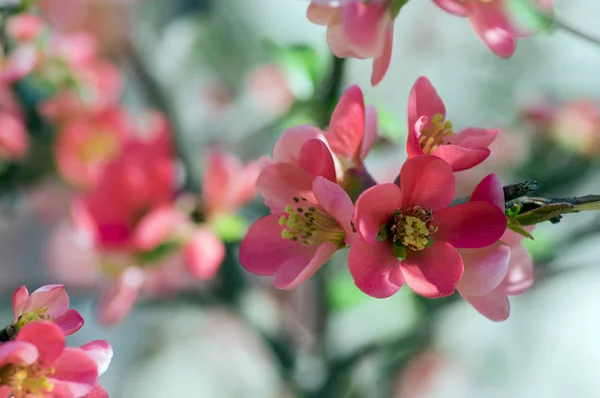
[2,0,600,397]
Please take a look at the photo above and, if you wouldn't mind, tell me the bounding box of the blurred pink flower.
[0,322,99,397]
[12,285,84,336]
[245,64,294,115]
[80,340,112,398]
[551,100,600,157]
[433,0,553,57]
[241,142,355,289]
[55,107,129,189]
[307,0,394,85]
[349,156,506,298]
[0,113,28,161]
[407,77,498,172]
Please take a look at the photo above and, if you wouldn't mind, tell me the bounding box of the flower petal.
[469,9,517,58]
[504,244,534,296]
[342,2,387,58]
[240,215,314,276]
[96,267,144,326]
[434,202,507,248]
[327,85,365,161]
[447,128,499,148]
[0,341,38,368]
[272,125,324,165]
[370,23,393,86]
[307,3,337,25]
[430,145,491,172]
[185,227,226,280]
[274,241,338,290]
[406,115,427,159]
[469,173,505,209]
[53,309,84,336]
[348,237,403,298]
[462,287,510,322]
[12,285,28,319]
[17,321,65,365]
[81,383,109,398]
[400,242,463,298]
[327,12,358,58]
[132,206,188,251]
[52,347,99,397]
[354,183,403,244]
[457,243,511,296]
[80,340,113,377]
[400,156,454,211]
[312,176,355,239]
[407,77,446,135]
[360,105,378,160]
[23,284,69,319]
[257,163,316,214]
[433,0,468,16]
[298,138,337,182]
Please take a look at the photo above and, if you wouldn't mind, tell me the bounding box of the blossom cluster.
[241,77,535,321]
[0,285,112,397]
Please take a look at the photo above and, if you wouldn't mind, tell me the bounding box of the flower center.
[387,206,437,251]
[418,113,454,154]
[77,130,120,163]
[12,308,52,332]
[279,197,345,247]
[0,363,54,398]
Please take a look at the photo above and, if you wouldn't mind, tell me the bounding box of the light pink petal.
[272,125,325,165]
[447,128,499,148]
[430,145,491,172]
[0,341,38,368]
[80,340,113,377]
[348,237,403,298]
[307,3,337,25]
[327,12,359,58]
[407,77,446,135]
[469,173,505,209]
[468,5,517,58]
[342,2,387,58]
[202,148,243,213]
[370,23,393,86]
[83,384,109,398]
[504,244,534,296]
[354,183,402,244]
[500,226,532,247]
[327,85,365,161]
[236,162,261,207]
[132,206,188,251]
[240,215,315,276]
[400,242,463,298]
[433,0,468,16]
[462,287,510,322]
[400,156,454,211]
[96,267,144,326]
[274,241,338,290]
[457,243,511,296]
[257,163,316,214]
[298,139,337,182]
[0,386,11,398]
[23,284,69,318]
[360,105,378,160]
[52,347,99,397]
[16,321,65,365]
[185,227,226,280]
[12,285,28,319]
[53,309,84,336]
[312,176,355,239]
[406,115,427,159]
[433,202,507,248]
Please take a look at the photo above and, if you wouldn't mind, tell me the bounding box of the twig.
[554,17,600,47]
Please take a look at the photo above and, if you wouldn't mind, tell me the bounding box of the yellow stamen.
[280,197,345,247]
[418,113,455,154]
[388,206,437,251]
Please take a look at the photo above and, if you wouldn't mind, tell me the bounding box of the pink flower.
[240,139,355,289]
[407,77,498,172]
[307,0,394,86]
[80,340,113,398]
[272,85,377,195]
[202,148,260,218]
[0,113,28,161]
[551,100,600,156]
[0,322,98,397]
[12,285,84,336]
[349,156,506,298]
[433,0,553,58]
[458,176,534,321]
[55,107,128,189]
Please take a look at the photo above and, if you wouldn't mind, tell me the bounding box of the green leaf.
[210,213,249,242]
[390,0,410,19]
[505,0,554,33]
[327,272,370,311]
[507,217,534,240]
[135,241,181,265]
[514,202,574,226]
[392,243,407,259]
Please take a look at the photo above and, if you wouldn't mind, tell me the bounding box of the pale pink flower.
[0,113,28,160]
[55,107,128,189]
[407,77,498,172]
[307,0,394,85]
[349,156,506,298]
[551,100,600,157]
[12,284,84,336]
[245,64,294,115]
[0,322,98,397]
[241,138,355,289]
[433,0,553,57]
[7,14,44,42]
[80,339,113,398]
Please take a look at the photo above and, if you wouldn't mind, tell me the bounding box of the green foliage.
[506,0,554,33]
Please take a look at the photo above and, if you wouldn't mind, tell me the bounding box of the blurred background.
[2,0,600,397]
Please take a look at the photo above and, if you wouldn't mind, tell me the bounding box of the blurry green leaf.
[506,0,554,33]
[507,218,535,240]
[210,213,249,242]
[390,0,410,19]
[136,241,181,265]
[514,202,574,226]
[328,272,370,311]
[377,106,405,142]
[273,44,326,101]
